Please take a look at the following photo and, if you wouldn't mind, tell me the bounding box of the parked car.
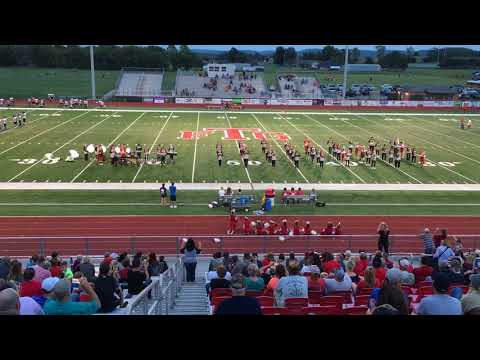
[351,84,361,92]
[462,88,479,96]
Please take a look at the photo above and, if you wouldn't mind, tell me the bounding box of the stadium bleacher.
[115,71,164,97]
[278,75,323,99]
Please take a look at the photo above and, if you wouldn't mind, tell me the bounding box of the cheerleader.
[168,144,175,164]
[368,137,376,152]
[261,139,267,153]
[243,150,249,168]
[227,210,238,235]
[304,139,310,155]
[354,144,360,158]
[159,146,167,166]
[399,142,405,159]
[340,147,346,163]
[360,146,366,164]
[394,152,401,168]
[348,141,354,155]
[467,119,472,129]
[266,149,273,163]
[97,145,105,164]
[109,145,115,165]
[216,143,223,154]
[144,146,150,164]
[327,138,333,155]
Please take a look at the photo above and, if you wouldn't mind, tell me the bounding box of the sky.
[187,45,480,51]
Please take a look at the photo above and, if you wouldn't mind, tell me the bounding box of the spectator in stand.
[51,252,60,264]
[0,257,11,280]
[266,264,286,293]
[103,253,113,265]
[214,274,262,315]
[356,266,381,294]
[60,261,73,280]
[433,239,455,270]
[442,258,466,285]
[343,250,353,265]
[461,274,480,315]
[262,253,275,268]
[118,258,131,283]
[127,257,150,296]
[413,256,434,286]
[325,268,353,294]
[370,304,401,316]
[278,254,286,267]
[383,253,394,269]
[94,262,126,313]
[72,256,82,273]
[209,266,231,294]
[308,265,326,294]
[26,254,38,269]
[19,268,42,298]
[398,259,415,286]
[180,238,202,282]
[377,222,390,254]
[322,252,342,274]
[33,258,51,284]
[158,256,168,274]
[345,260,360,284]
[417,272,462,315]
[372,254,387,284]
[31,277,59,308]
[0,288,19,315]
[370,268,409,315]
[252,253,263,269]
[433,228,448,249]
[49,259,62,278]
[7,260,23,286]
[209,252,223,271]
[301,255,313,274]
[245,264,265,292]
[43,278,101,315]
[147,252,162,277]
[232,253,251,277]
[275,259,308,307]
[420,228,435,254]
[353,252,369,277]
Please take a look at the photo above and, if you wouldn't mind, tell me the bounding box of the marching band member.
[83,144,89,161]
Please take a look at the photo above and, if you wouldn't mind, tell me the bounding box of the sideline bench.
[283,194,317,205]
[217,195,256,211]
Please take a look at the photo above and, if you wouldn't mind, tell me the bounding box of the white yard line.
[191,112,200,183]
[71,112,146,183]
[280,114,367,184]
[251,113,310,183]
[356,114,478,184]
[0,111,89,156]
[132,112,173,183]
[6,107,480,117]
[313,114,424,184]
[224,111,253,188]
[1,182,480,191]
[7,111,113,182]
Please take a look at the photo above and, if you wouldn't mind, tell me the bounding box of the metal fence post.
[39,239,45,258]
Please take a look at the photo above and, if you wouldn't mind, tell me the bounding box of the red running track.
[0,215,479,257]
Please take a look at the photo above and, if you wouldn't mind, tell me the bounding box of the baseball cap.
[386,268,403,285]
[41,277,60,292]
[432,272,451,293]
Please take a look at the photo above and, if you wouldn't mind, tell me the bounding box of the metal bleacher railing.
[125,257,184,315]
[1,234,479,259]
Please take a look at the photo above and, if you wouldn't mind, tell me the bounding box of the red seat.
[416,286,434,302]
[284,297,309,309]
[316,296,344,308]
[354,295,370,307]
[257,296,274,307]
[416,280,433,289]
[356,287,374,296]
[211,296,231,307]
[303,272,311,277]
[330,291,353,304]
[303,306,343,315]
[401,285,414,295]
[210,288,232,300]
[263,288,274,297]
[261,306,290,315]
[308,291,324,304]
[246,290,263,297]
[343,306,368,315]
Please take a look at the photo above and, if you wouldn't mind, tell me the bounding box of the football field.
[1,108,480,185]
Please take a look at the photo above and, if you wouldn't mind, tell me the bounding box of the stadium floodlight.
[342,45,349,99]
[90,45,96,100]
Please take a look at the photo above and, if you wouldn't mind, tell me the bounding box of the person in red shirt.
[353,252,369,276]
[372,254,386,284]
[280,219,289,235]
[304,221,312,235]
[413,256,434,286]
[320,221,341,235]
[322,252,341,274]
[243,216,252,235]
[293,220,301,235]
[356,266,381,293]
[307,266,326,293]
[267,221,277,235]
[103,252,113,265]
[295,188,304,196]
[433,228,448,248]
[281,187,289,205]
[256,220,265,235]
[49,259,62,278]
[19,268,43,297]
[227,210,238,235]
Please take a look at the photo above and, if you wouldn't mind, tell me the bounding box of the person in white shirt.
[218,187,225,198]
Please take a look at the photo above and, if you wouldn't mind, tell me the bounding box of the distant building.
[343,64,382,72]
[203,63,236,77]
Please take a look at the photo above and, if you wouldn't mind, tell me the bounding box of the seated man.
[214,274,262,315]
[417,272,462,315]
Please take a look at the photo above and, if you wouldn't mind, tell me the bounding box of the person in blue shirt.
[417,272,463,315]
[169,182,177,208]
[43,278,100,315]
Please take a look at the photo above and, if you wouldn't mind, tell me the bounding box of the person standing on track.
[169,182,177,208]
[377,222,390,254]
[227,210,238,235]
[243,216,252,235]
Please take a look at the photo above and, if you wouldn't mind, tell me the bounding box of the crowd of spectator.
[202,242,480,315]
[0,251,169,315]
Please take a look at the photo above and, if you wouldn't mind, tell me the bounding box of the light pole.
[90,45,96,100]
[342,45,349,99]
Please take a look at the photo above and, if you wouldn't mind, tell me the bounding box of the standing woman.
[180,238,202,282]
[377,222,390,254]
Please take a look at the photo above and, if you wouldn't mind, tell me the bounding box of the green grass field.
[1,108,479,185]
[0,67,119,98]
[262,64,473,89]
